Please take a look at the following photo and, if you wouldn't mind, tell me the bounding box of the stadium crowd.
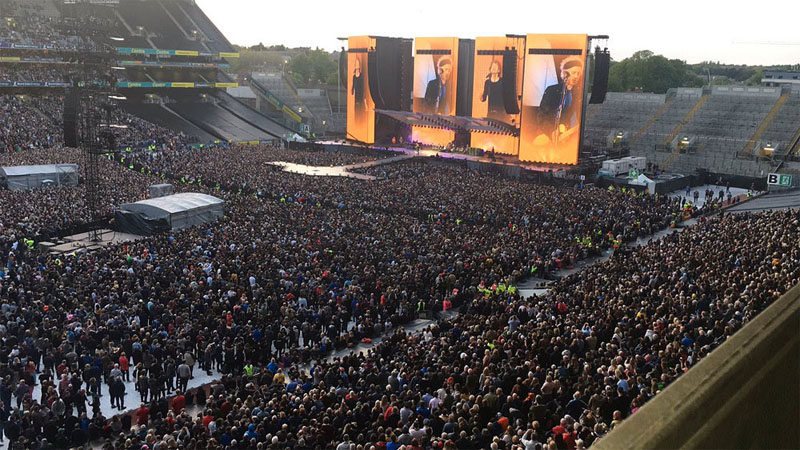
[0,14,100,52]
[0,148,171,240]
[0,153,796,448]
[0,95,194,152]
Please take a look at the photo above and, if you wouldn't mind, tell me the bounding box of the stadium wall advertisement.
[115,82,238,89]
[115,47,239,58]
[347,36,376,144]
[413,37,459,116]
[519,34,588,165]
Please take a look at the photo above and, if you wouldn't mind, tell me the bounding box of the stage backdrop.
[347,36,376,144]
[519,34,588,165]
[471,36,525,155]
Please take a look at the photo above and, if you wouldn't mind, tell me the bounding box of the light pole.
[337,37,347,115]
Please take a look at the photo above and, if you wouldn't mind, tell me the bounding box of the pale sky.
[196,0,800,66]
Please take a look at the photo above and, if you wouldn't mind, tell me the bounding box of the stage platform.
[269,154,416,180]
[315,140,580,174]
[43,229,142,255]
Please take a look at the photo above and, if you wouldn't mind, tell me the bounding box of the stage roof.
[376,110,517,135]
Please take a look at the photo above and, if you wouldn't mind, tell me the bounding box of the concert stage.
[39,229,142,255]
[314,139,589,174]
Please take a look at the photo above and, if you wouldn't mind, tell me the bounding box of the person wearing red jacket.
[136,403,150,426]
[119,353,130,382]
[171,391,186,414]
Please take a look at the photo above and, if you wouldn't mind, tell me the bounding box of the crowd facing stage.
[0,140,794,450]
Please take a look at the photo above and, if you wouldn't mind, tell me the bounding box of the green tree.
[228,49,285,76]
[745,68,763,86]
[608,50,703,93]
[287,53,313,84]
[287,48,337,85]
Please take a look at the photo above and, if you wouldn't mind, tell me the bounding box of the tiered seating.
[121,102,218,143]
[584,92,665,146]
[685,92,776,154]
[177,0,233,53]
[251,73,311,120]
[630,90,703,169]
[298,89,334,132]
[170,101,277,141]
[634,90,701,151]
[117,0,204,51]
[216,91,294,138]
[761,92,800,149]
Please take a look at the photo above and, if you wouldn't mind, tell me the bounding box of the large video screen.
[470,36,524,155]
[413,37,459,116]
[471,37,523,125]
[347,36,376,144]
[519,34,588,165]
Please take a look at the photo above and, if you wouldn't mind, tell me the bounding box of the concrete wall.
[594,281,800,450]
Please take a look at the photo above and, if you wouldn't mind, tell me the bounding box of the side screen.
[519,34,588,164]
[347,36,376,144]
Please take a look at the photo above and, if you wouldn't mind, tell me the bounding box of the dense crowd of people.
[0,148,173,240]
[0,1,792,448]
[0,135,764,448]
[0,95,62,152]
[0,65,107,84]
[0,95,194,153]
[0,146,796,448]
[0,11,101,52]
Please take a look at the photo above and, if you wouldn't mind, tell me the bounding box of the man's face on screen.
[563,66,583,90]
[439,62,452,84]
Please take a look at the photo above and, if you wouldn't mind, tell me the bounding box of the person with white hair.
[536,55,585,147]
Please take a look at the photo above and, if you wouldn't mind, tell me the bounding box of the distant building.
[762,71,800,87]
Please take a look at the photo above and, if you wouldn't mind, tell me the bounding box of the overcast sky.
[195,0,799,66]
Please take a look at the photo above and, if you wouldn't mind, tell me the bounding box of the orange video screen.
[412,126,454,147]
[470,132,519,156]
[471,37,524,126]
[347,36,376,144]
[519,34,588,165]
[471,36,525,156]
[413,37,459,116]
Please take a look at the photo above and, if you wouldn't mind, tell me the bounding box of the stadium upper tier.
[0,0,234,54]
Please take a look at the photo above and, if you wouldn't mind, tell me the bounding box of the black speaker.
[367,49,386,110]
[502,50,520,115]
[63,89,79,147]
[399,39,413,111]
[589,48,610,104]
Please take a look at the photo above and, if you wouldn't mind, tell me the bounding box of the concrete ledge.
[594,281,800,450]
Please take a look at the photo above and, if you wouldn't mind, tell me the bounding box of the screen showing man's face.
[439,61,452,84]
[563,66,583,91]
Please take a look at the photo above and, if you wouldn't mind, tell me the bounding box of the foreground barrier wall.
[595,281,800,450]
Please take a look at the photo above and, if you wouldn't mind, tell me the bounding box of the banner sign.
[767,173,792,187]
[118,60,230,69]
[0,81,73,87]
[116,81,239,89]
[116,47,239,58]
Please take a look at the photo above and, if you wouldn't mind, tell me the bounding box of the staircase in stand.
[631,97,674,145]
[739,93,788,158]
